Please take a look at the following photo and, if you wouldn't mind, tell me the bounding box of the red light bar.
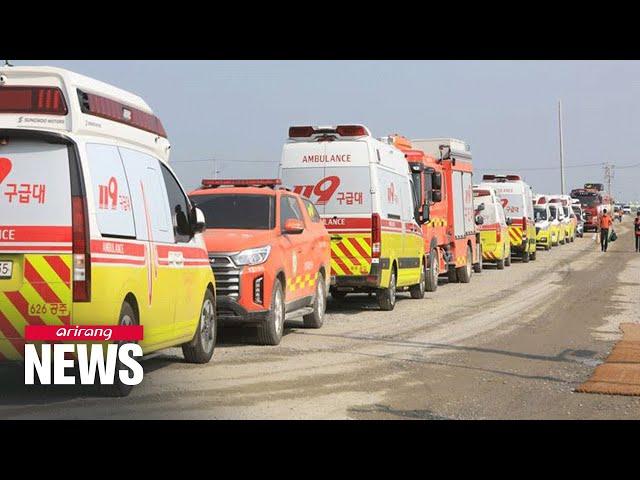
[201,178,282,188]
[289,126,315,138]
[336,125,367,137]
[0,86,68,115]
[78,89,167,138]
[536,197,547,204]
[506,175,521,181]
[482,174,497,181]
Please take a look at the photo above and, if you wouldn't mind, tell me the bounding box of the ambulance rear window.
[191,194,274,230]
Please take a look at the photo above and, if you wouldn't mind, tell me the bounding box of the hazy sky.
[23,60,640,200]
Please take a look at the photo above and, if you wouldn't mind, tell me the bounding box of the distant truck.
[390,135,482,288]
[570,183,613,232]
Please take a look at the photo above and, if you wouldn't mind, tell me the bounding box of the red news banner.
[25,325,143,342]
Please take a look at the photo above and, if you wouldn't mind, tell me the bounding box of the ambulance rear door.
[0,135,73,359]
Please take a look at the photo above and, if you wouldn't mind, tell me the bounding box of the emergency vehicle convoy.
[280,125,427,310]
[533,196,555,250]
[480,175,538,262]
[0,66,217,395]
[473,185,512,269]
[188,179,331,345]
[571,183,613,232]
[549,195,576,243]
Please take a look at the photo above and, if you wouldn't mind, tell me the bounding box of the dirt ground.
[1,220,639,419]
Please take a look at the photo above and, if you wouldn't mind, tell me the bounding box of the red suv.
[189,179,331,345]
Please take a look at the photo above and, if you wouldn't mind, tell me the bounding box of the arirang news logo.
[23,325,144,386]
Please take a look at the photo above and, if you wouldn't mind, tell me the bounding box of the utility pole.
[604,163,614,199]
[558,100,566,195]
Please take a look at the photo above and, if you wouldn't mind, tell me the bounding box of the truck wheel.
[473,245,483,273]
[409,262,426,299]
[425,249,439,292]
[182,289,217,363]
[522,250,530,263]
[303,274,326,329]
[258,280,285,345]
[505,249,512,267]
[530,250,537,261]
[457,245,472,283]
[377,268,397,311]
[448,266,458,283]
[330,288,348,301]
[101,301,138,398]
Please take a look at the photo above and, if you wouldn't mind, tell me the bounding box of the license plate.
[0,260,13,279]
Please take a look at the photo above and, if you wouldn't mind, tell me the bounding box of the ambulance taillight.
[371,213,381,258]
[521,216,528,238]
[72,196,91,302]
[0,86,68,115]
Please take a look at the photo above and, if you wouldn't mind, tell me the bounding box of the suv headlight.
[232,246,271,266]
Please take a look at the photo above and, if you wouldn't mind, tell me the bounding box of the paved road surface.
[2,221,639,419]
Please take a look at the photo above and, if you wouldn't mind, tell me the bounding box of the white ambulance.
[0,66,216,395]
[280,125,425,311]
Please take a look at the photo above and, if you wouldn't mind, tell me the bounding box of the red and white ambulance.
[0,66,216,394]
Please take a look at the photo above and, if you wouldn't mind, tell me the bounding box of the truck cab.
[280,125,426,311]
[189,179,331,345]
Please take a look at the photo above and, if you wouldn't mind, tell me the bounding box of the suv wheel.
[258,280,285,345]
[303,274,326,329]
[182,289,217,363]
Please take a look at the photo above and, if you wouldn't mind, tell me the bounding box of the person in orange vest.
[634,211,640,252]
[599,209,613,252]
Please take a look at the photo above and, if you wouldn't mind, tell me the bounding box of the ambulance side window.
[160,164,193,243]
[86,144,136,238]
[118,147,173,244]
[302,198,321,223]
[280,195,303,230]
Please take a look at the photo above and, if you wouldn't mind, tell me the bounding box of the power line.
[172,159,276,164]
[483,161,640,172]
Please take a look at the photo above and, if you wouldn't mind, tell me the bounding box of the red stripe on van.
[90,240,146,257]
[23,259,66,308]
[0,226,72,242]
[0,311,24,351]
[43,256,71,285]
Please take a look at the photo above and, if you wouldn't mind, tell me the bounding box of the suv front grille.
[210,255,241,299]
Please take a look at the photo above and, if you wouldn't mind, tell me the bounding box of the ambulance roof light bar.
[201,178,282,189]
[288,124,370,139]
[482,174,522,182]
[77,89,167,138]
[0,86,68,115]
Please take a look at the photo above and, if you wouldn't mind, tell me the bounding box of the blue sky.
[23,60,640,201]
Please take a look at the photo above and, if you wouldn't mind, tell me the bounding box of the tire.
[101,301,138,398]
[182,289,217,363]
[257,280,285,345]
[522,250,530,263]
[545,243,550,251]
[409,262,426,299]
[303,274,326,329]
[505,248,512,267]
[377,268,397,311]
[330,289,348,300]
[457,245,472,283]
[530,249,537,261]
[425,248,439,292]
[497,246,505,270]
[473,244,483,273]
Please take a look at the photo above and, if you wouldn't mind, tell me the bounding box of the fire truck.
[570,183,613,232]
[391,135,482,289]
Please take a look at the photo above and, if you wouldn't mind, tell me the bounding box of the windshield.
[573,193,600,206]
[563,206,570,216]
[534,206,547,221]
[549,205,560,220]
[191,194,274,229]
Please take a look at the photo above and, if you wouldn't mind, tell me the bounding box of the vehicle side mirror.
[284,218,304,234]
[506,217,513,225]
[416,205,429,225]
[476,203,485,212]
[191,206,206,234]
[475,215,484,226]
[432,190,442,203]
[432,173,442,190]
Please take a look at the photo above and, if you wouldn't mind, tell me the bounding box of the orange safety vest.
[600,215,612,229]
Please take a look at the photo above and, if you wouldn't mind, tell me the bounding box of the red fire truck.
[390,135,482,290]
[570,183,613,232]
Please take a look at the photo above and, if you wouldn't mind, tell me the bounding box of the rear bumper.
[330,260,386,290]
